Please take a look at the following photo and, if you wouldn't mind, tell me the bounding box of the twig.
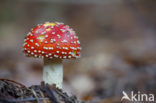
[40,91,48,103]
[0,97,49,103]
[0,78,26,87]
[44,84,59,103]
[31,88,41,103]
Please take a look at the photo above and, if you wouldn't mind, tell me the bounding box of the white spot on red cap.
[61,40,67,43]
[31,47,34,49]
[35,43,39,47]
[52,32,55,34]
[38,50,41,53]
[45,35,48,38]
[30,39,33,43]
[34,50,37,53]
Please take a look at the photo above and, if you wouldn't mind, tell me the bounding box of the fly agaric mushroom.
[23,22,81,88]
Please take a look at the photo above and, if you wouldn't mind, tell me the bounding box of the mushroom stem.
[43,58,63,88]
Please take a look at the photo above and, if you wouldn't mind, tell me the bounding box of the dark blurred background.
[0,0,156,102]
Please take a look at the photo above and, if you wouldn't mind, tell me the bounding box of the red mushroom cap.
[23,22,81,59]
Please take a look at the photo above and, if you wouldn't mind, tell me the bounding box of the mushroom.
[23,22,81,88]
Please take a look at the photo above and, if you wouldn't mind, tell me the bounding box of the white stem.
[43,58,63,88]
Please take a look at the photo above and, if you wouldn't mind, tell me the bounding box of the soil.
[0,79,85,103]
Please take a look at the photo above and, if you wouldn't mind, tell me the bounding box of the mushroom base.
[43,58,63,88]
